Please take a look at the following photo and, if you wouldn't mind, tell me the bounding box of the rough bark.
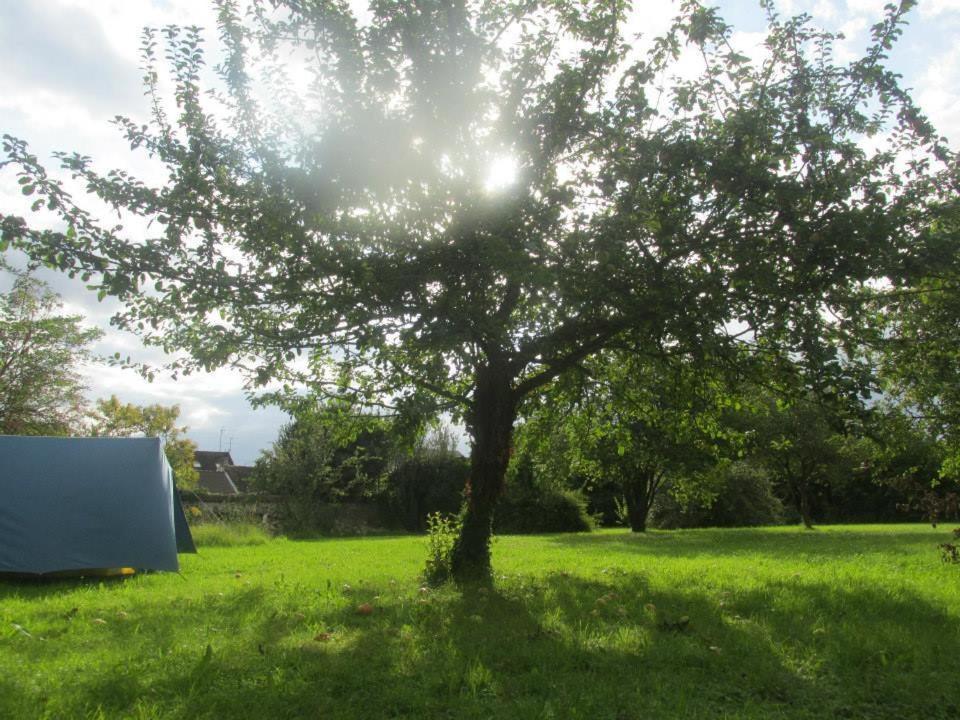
[450,364,517,584]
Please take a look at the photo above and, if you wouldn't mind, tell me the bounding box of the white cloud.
[844,0,889,16]
[918,0,960,17]
[916,45,960,143]
[778,0,799,15]
[185,403,230,429]
[813,0,839,20]
[730,30,769,60]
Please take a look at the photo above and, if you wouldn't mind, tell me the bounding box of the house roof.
[225,465,254,493]
[197,470,239,495]
[193,450,241,494]
[194,450,235,472]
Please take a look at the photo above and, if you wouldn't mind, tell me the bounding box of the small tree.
[89,395,200,488]
[1,1,950,582]
[743,386,871,529]
[0,268,101,435]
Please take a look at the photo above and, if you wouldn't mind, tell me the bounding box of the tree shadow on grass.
[0,571,136,600]
[8,571,956,719]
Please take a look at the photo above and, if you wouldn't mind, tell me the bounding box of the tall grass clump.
[423,512,461,586]
[190,522,271,547]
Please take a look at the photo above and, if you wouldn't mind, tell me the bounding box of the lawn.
[2,525,958,719]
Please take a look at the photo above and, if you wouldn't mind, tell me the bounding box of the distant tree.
[0,268,101,435]
[652,459,784,529]
[742,386,872,529]
[1,1,950,581]
[864,402,955,525]
[89,395,200,488]
[251,398,395,504]
[414,421,462,460]
[518,350,729,532]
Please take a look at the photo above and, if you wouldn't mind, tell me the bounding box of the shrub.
[384,452,593,534]
[653,461,784,529]
[190,522,271,547]
[275,501,386,538]
[422,512,461,586]
[492,455,593,533]
[495,488,593,534]
[382,455,469,531]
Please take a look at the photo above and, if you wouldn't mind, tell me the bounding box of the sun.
[484,156,518,192]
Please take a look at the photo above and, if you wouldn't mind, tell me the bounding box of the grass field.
[2,525,959,719]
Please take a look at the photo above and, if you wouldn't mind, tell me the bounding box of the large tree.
[0,267,102,435]
[0,0,951,582]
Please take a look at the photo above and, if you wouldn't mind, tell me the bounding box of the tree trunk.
[623,474,654,533]
[450,364,517,585]
[798,483,814,530]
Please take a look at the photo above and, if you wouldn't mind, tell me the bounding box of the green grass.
[2,525,958,719]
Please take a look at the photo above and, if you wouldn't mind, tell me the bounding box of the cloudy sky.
[1,0,958,464]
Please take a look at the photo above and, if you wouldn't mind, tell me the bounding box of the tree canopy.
[1,0,953,582]
[872,200,960,479]
[0,267,102,435]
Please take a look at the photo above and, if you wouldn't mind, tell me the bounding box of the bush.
[381,452,593,534]
[422,512,461,586]
[190,522,271,547]
[381,455,469,531]
[495,487,594,533]
[653,461,784,529]
[493,455,593,533]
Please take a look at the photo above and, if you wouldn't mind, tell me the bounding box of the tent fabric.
[0,436,196,574]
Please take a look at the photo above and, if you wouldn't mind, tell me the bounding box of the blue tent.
[0,436,196,575]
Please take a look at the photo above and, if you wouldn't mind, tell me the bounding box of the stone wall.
[179,491,393,537]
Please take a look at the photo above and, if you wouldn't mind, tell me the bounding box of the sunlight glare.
[484,156,518,192]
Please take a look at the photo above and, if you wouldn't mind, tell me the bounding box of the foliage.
[727,368,873,529]
[0,269,101,435]
[652,460,784,529]
[488,454,593,534]
[495,487,593,534]
[517,351,730,531]
[250,397,401,534]
[422,512,462,587]
[872,201,960,481]
[251,398,395,503]
[413,421,462,459]
[2,525,959,719]
[89,394,199,488]
[2,0,951,581]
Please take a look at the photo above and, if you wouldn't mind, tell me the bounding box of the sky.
[1,0,958,465]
